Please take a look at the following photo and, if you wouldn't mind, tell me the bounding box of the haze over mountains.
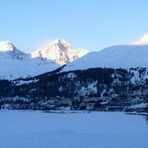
[130,33,148,45]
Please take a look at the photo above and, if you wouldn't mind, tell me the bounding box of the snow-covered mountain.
[2,35,148,79]
[0,39,88,80]
[0,41,59,80]
[31,39,88,65]
[0,41,27,59]
[63,44,148,71]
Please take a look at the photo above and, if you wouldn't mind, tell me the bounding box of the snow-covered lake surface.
[0,111,148,148]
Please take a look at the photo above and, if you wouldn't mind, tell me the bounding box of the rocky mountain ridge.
[31,39,88,65]
[0,39,88,79]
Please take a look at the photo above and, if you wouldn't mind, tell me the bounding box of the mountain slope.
[62,45,148,72]
[0,41,60,80]
[31,39,88,65]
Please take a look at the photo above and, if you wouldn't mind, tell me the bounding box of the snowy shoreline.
[1,108,148,116]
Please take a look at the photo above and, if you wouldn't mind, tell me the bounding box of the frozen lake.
[0,111,148,148]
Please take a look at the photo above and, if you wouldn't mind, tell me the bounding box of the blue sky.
[0,0,148,52]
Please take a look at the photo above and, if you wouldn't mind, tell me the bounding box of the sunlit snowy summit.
[31,38,88,65]
[0,39,88,79]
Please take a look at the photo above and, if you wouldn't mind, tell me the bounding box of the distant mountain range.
[1,34,148,80]
[0,39,88,79]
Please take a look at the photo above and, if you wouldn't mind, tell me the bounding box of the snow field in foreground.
[0,111,148,148]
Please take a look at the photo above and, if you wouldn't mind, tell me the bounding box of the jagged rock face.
[31,39,88,65]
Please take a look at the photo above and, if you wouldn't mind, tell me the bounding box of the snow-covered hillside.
[0,39,88,80]
[63,45,148,71]
[0,41,59,80]
[31,39,88,65]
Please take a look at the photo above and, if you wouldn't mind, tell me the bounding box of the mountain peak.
[32,39,88,65]
[0,40,28,61]
[54,38,67,43]
[0,40,60,80]
[0,40,16,52]
[130,33,148,45]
